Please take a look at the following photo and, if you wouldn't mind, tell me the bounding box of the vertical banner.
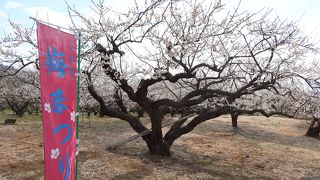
[37,22,77,180]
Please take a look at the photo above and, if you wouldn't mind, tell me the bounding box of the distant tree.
[0,70,39,117]
[0,96,7,112]
[0,19,39,116]
[303,93,320,137]
[224,87,315,127]
[305,116,320,138]
[66,0,319,155]
[129,104,145,118]
[80,87,100,117]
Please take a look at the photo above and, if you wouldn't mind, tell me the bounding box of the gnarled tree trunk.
[146,108,170,155]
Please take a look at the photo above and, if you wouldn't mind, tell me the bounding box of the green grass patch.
[270,121,281,128]
[0,109,14,114]
[0,113,42,122]
[195,159,213,166]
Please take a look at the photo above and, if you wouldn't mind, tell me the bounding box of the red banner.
[37,22,77,180]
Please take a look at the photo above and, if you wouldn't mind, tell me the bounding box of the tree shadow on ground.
[193,117,320,152]
[108,144,276,180]
[233,123,320,152]
[82,115,320,179]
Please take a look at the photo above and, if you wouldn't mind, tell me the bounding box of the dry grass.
[0,114,320,179]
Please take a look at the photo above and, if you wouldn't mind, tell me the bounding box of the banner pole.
[76,32,81,180]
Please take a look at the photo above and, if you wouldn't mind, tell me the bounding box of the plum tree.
[1,0,319,155]
[67,0,319,155]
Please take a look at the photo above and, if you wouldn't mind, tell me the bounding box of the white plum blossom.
[44,103,51,113]
[51,148,60,159]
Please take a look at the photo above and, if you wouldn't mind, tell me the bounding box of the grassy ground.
[0,113,319,179]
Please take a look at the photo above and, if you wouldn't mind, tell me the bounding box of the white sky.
[227,0,320,37]
[0,0,319,43]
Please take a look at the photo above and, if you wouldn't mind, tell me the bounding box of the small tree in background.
[0,70,39,117]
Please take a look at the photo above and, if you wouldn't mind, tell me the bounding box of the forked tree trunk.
[16,111,25,117]
[305,117,320,138]
[231,111,239,128]
[6,99,29,117]
[146,109,170,155]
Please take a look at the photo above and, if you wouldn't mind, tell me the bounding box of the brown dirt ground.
[0,114,320,180]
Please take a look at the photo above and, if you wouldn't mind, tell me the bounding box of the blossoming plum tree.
[67,0,319,155]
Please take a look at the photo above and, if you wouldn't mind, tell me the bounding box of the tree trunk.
[99,110,104,117]
[87,111,91,117]
[27,108,33,115]
[16,111,25,117]
[35,106,39,115]
[16,102,30,117]
[305,117,320,138]
[147,109,170,156]
[231,111,239,128]
[12,106,26,117]
[6,99,29,117]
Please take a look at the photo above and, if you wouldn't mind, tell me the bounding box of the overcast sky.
[0,0,319,40]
